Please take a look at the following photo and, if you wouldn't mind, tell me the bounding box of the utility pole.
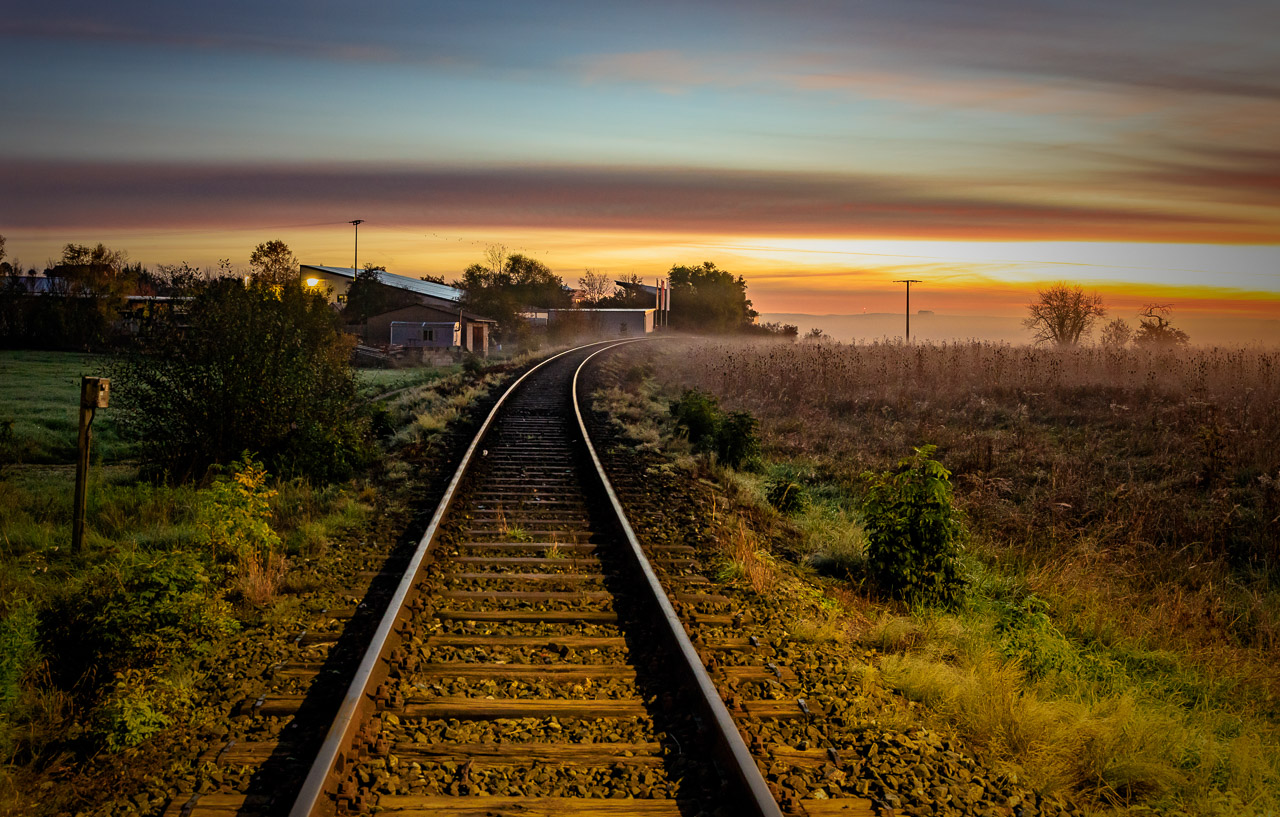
[350,219,364,270]
[893,279,922,343]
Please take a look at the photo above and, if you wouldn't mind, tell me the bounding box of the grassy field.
[354,364,459,398]
[608,338,1280,816]
[0,351,130,464]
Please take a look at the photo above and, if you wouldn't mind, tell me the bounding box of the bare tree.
[483,243,508,276]
[1024,282,1106,347]
[1099,317,1132,349]
[249,239,298,285]
[1134,304,1190,347]
[577,269,613,304]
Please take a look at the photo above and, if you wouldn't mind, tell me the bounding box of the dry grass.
[608,338,1280,815]
[236,552,288,605]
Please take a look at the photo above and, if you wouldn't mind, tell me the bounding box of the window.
[336,294,347,304]
[425,329,435,342]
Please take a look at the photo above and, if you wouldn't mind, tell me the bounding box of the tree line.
[1025,282,1191,348]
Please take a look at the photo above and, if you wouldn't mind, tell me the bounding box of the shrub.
[669,389,760,469]
[42,550,238,693]
[94,669,188,750]
[670,389,721,449]
[198,452,281,564]
[115,278,372,482]
[860,445,966,606]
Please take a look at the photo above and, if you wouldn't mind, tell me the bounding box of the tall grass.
[618,338,1280,815]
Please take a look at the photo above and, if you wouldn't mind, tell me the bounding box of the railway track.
[164,340,878,817]
[287,340,792,817]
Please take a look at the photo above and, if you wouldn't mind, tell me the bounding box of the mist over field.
[762,312,1280,346]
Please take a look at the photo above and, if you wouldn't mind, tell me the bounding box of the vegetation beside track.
[591,340,1280,817]
[0,345,546,816]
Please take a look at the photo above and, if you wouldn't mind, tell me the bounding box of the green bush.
[198,452,282,564]
[42,550,238,693]
[669,389,760,469]
[94,668,187,750]
[115,278,373,482]
[861,445,966,606]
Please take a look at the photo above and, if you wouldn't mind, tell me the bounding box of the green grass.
[355,365,458,398]
[0,351,131,464]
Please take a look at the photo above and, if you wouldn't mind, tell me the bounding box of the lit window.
[305,277,320,287]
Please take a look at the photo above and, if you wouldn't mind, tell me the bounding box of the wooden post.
[72,376,109,553]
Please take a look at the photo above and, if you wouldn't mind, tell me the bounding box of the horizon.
[3,2,1277,337]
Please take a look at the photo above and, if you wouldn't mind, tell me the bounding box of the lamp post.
[350,219,364,270]
[893,279,922,343]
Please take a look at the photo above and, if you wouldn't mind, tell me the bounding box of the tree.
[667,262,757,332]
[1024,282,1106,347]
[148,262,204,296]
[456,252,570,339]
[115,279,370,482]
[577,270,613,305]
[1099,317,1132,349]
[1134,304,1190,347]
[248,240,298,285]
[35,243,139,349]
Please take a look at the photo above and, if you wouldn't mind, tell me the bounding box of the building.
[362,303,495,356]
[301,264,494,355]
[547,308,656,337]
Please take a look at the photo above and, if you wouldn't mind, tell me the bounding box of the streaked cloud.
[2,161,1264,242]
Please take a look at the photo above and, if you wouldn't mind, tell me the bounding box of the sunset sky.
[3,1,1278,328]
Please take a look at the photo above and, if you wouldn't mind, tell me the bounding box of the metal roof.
[302,265,463,303]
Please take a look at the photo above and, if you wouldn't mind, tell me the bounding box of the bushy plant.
[669,389,760,468]
[94,668,188,750]
[115,278,372,482]
[198,452,281,564]
[42,550,238,693]
[861,445,966,606]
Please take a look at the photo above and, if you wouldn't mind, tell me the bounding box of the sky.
[2,0,1278,332]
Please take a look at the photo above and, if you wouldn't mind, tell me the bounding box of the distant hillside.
[760,313,1280,347]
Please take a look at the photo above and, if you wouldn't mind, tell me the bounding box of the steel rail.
[573,343,785,817]
[288,338,637,817]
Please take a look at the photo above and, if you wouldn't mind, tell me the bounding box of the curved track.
[289,341,784,817]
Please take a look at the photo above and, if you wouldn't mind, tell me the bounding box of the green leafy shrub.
[198,452,281,564]
[670,389,721,449]
[115,278,372,482]
[715,410,760,469]
[861,445,966,606]
[94,669,188,750]
[42,550,238,694]
[669,389,760,469]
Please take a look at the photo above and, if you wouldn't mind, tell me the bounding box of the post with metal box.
[72,376,109,553]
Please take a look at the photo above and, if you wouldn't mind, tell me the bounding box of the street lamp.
[350,219,364,270]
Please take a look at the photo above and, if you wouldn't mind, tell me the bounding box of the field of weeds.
[614,338,1280,815]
